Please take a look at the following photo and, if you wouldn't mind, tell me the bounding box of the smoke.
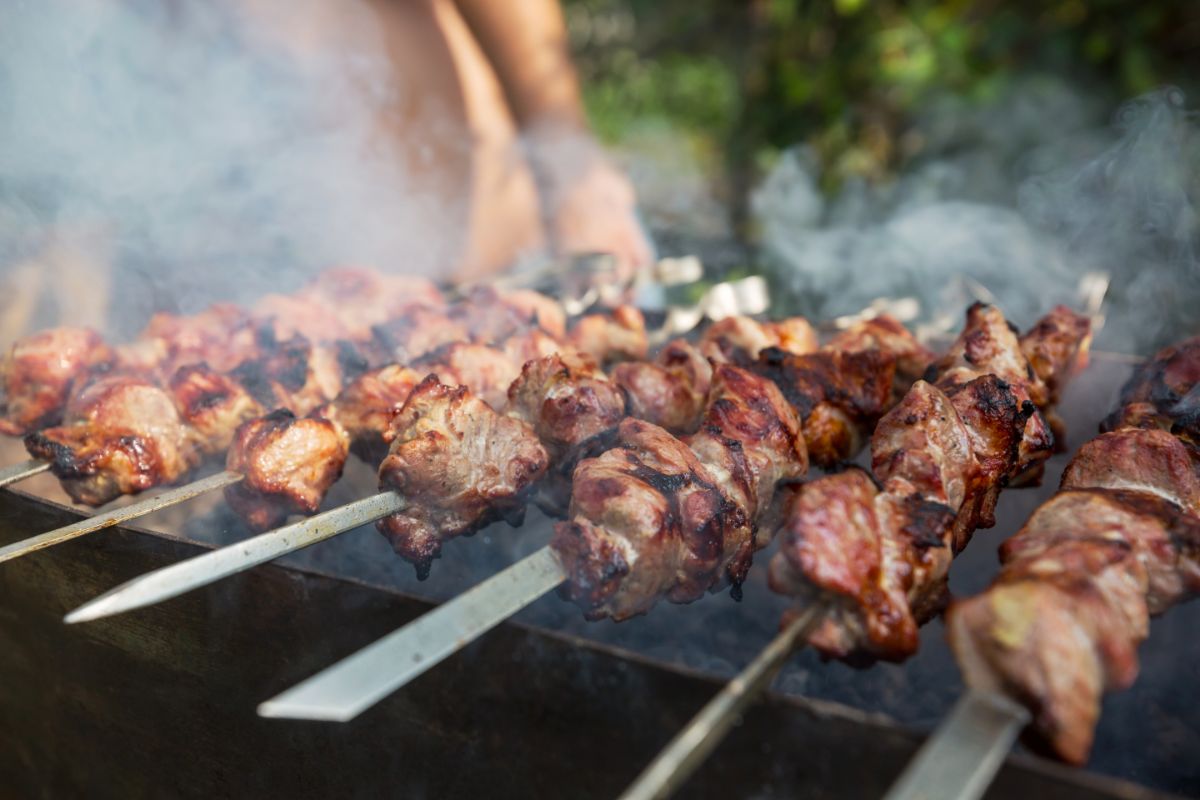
[0,0,472,335]
[755,82,1199,351]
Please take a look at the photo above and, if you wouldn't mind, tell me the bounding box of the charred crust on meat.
[897,494,955,549]
[335,340,370,380]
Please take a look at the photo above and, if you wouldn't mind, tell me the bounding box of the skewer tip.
[256,698,358,723]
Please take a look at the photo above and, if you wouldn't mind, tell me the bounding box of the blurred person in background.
[0,0,653,338]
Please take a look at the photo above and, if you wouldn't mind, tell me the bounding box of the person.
[0,0,653,340]
[237,0,655,283]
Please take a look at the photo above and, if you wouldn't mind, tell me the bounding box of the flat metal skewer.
[882,689,1030,800]
[258,545,567,722]
[0,470,243,565]
[65,490,405,623]
[618,601,828,800]
[0,458,51,488]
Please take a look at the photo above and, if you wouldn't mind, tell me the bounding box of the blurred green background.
[565,0,1199,244]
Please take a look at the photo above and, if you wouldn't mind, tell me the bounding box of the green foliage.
[565,0,1198,212]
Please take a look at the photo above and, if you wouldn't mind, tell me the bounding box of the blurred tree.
[564,0,1200,243]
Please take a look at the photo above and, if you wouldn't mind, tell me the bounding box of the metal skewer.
[0,458,51,488]
[64,490,406,623]
[258,545,567,721]
[618,601,828,800]
[0,470,243,565]
[882,689,1030,800]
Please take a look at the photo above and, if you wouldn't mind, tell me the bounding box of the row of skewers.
[3,264,1193,798]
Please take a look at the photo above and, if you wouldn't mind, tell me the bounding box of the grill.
[1,345,1195,799]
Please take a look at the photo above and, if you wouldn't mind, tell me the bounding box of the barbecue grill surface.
[0,353,1195,798]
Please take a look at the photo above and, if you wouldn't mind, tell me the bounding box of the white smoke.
[0,0,471,334]
[755,82,1199,351]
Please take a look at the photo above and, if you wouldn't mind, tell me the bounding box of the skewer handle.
[258,545,567,722]
[882,689,1029,800]
[619,602,827,800]
[0,458,50,488]
[65,490,405,623]
[0,470,243,565]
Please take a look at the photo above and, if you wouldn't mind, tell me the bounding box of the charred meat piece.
[414,342,523,411]
[227,330,334,417]
[552,366,806,621]
[450,286,564,346]
[255,267,443,344]
[224,409,349,532]
[752,347,895,468]
[120,304,258,377]
[552,418,751,621]
[698,316,818,365]
[371,306,471,366]
[1102,336,1200,433]
[508,351,627,514]
[376,377,549,579]
[567,305,649,364]
[611,339,713,435]
[771,304,1089,663]
[25,375,198,506]
[947,338,1200,764]
[315,364,424,463]
[825,313,936,393]
[168,365,265,456]
[0,327,114,435]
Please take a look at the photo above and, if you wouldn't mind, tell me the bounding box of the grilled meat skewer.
[946,335,1200,764]
[233,310,821,542]
[545,321,932,621]
[0,267,442,437]
[222,307,657,532]
[768,304,1091,663]
[16,276,574,508]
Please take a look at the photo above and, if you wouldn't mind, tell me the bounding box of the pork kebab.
[209,315,940,724]
[767,303,1092,662]
[946,334,1200,765]
[63,312,929,632]
[224,311,877,559]
[6,275,576,509]
[0,266,443,437]
[615,303,1092,800]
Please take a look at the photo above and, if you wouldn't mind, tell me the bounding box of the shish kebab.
[0,267,444,558]
[242,316,950,720]
[619,302,1092,800]
[65,311,926,624]
[886,334,1199,800]
[0,269,619,560]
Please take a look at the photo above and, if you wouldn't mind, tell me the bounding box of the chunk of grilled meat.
[223,409,349,532]
[314,365,424,463]
[770,304,1090,663]
[168,365,265,456]
[825,314,936,392]
[748,313,931,468]
[565,305,648,365]
[698,316,818,365]
[611,339,713,435]
[226,330,339,418]
[507,351,627,514]
[1102,335,1200,434]
[552,365,806,621]
[947,336,1200,765]
[255,267,443,343]
[117,304,259,378]
[376,376,550,578]
[752,348,895,468]
[413,342,523,411]
[25,375,199,506]
[0,327,114,435]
